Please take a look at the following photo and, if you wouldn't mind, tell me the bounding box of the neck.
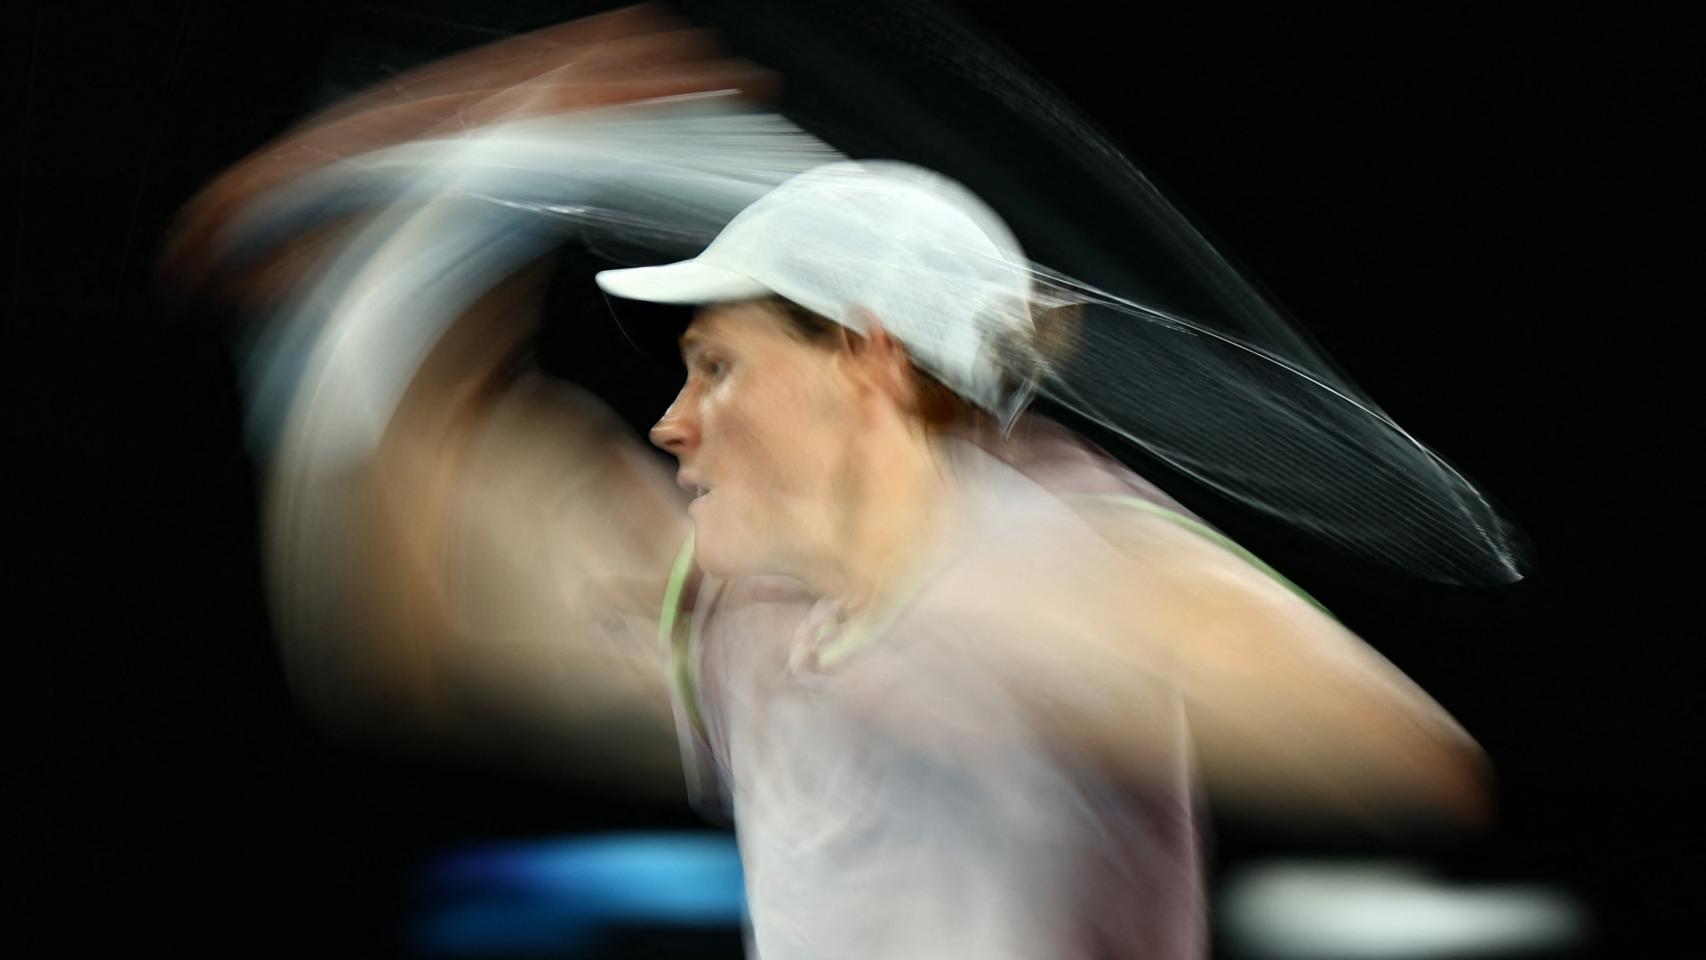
[801,423,959,619]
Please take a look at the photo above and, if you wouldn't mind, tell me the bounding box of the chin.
[691,520,779,581]
[689,523,750,579]
[692,538,739,578]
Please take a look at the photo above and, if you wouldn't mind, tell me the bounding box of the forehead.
[680,300,794,353]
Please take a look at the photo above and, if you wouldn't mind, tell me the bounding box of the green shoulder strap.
[658,532,707,739]
[1068,494,1336,620]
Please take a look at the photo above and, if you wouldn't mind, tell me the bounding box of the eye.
[699,356,730,380]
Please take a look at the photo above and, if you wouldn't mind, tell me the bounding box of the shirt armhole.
[659,531,708,740]
[659,531,730,819]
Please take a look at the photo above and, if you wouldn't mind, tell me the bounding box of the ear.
[841,307,916,410]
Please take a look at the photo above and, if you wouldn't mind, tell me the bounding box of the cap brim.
[595,259,772,305]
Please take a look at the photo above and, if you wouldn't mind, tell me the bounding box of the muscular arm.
[165,7,773,797]
[930,493,1489,830]
[264,259,692,796]
[1068,498,1491,827]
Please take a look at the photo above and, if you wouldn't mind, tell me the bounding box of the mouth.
[686,487,714,521]
[677,472,712,502]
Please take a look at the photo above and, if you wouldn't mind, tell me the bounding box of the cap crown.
[698,161,1035,413]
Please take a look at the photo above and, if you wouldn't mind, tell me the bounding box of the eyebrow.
[678,328,719,361]
[678,329,702,359]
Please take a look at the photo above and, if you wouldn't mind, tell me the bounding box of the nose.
[649,390,697,457]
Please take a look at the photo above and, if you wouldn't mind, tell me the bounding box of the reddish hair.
[762,295,1081,431]
[763,297,977,429]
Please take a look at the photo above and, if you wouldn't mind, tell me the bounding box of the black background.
[9,1,1696,956]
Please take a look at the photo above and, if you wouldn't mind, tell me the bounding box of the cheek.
[698,384,766,482]
[706,373,844,491]
[690,355,859,574]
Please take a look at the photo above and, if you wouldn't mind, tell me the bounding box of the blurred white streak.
[1222,859,1588,959]
[252,96,840,469]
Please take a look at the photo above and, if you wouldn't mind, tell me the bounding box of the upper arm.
[264,262,692,797]
[442,375,691,731]
[1043,498,1492,826]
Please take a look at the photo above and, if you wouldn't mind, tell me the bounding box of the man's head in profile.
[599,161,1059,603]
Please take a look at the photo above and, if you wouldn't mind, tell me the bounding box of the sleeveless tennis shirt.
[659,417,1266,958]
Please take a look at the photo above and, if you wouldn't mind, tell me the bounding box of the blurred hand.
[161,2,776,301]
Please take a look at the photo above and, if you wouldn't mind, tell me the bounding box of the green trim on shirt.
[1068,493,1335,619]
[659,532,705,739]
[815,587,914,670]
[657,495,1336,742]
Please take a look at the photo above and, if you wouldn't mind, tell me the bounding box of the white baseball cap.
[595,160,1038,416]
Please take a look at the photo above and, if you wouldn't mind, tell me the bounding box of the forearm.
[1112,524,1491,826]
[975,498,1492,827]
[1168,595,1490,826]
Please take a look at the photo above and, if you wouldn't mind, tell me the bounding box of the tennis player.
[171,11,1490,956]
